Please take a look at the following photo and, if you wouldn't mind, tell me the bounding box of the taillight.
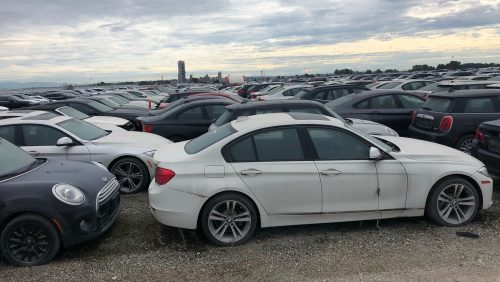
[411,111,416,123]
[143,124,154,133]
[439,115,453,131]
[475,128,485,143]
[155,167,175,185]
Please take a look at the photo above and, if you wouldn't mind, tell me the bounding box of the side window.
[0,126,17,144]
[21,125,67,146]
[355,99,369,109]
[332,89,350,99]
[205,104,227,120]
[463,98,496,113]
[398,95,425,108]
[288,107,323,114]
[282,90,293,97]
[227,128,305,162]
[368,95,398,109]
[313,91,328,100]
[69,103,92,114]
[352,88,366,94]
[177,106,204,119]
[401,83,413,91]
[308,128,370,160]
[255,108,282,114]
[291,88,303,96]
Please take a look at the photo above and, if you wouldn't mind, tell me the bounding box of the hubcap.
[113,162,144,193]
[459,138,474,155]
[208,200,252,243]
[7,224,51,263]
[437,183,476,225]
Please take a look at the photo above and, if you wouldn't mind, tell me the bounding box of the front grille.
[97,178,119,204]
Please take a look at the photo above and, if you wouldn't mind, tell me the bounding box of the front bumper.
[148,182,205,230]
[409,125,455,146]
[58,189,121,247]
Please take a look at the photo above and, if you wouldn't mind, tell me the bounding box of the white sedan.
[149,113,493,245]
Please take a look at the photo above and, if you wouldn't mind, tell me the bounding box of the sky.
[0,0,500,83]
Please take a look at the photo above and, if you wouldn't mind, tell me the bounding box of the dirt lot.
[1,183,499,281]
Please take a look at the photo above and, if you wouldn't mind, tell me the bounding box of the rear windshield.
[185,123,236,154]
[56,106,89,119]
[422,97,453,112]
[87,100,113,112]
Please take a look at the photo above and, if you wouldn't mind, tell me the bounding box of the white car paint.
[149,113,493,235]
[258,85,313,100]
[0,106,8,111]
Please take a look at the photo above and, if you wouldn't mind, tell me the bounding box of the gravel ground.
[1,183,499,281]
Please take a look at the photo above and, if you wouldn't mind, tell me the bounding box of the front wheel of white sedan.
[201,193,258,246]
[427,177,480,227]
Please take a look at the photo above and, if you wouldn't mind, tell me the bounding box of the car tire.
[426,177,480,227]
[455,134,475,155]
[169,136,186,142]
[110,157,150,194]
[201,193,258,246]
[1,214,60,267]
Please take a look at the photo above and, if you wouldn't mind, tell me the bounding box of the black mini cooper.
[0,137,121,266]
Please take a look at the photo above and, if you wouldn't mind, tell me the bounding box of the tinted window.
[308,128,370,160]
[283,90,293,97]
[87,100,113,112]
[228,137,256,162]
[368,95,398,109]
[253,128,304,161]
[398,95,425,108]
[463,98,496,113]
[331,88,350,99]
[178,106,204,119]
[313,90,329,100]
[0,126,16,143]
[95,98,119,108]
[22,125,66,146]
[378,82,402,89]
[58,119,109,140]
[57,107,89,119]
[0,138,36,178]
[185,123,236,154]
[205,104,228,120]
[422,97,453,112]
[69,103,93,114]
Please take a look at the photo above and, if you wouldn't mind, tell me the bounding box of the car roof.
[0,111,70,125]
[226,100,323,111]
[430,89,500,98]
[229,112,343,132]
[310,84,367,91]
[437,80,494,86]
[0,110,49,118]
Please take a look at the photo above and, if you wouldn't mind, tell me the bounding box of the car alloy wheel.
[427,177,479,227]
[1,214,60,266]
[201,193,257,246]
[111,158,149,194]
[456,135,474,155]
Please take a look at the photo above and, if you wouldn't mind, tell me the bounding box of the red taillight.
[143,124,154,133]
[475,128,485,143]
[411,111,416,123]
[439,115,453,131]
[155,167,175,185]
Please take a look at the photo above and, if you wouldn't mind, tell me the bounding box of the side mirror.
[369,147,382,160]
[56,137,75,147]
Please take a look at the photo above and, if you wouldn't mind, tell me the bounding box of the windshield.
[347,125,393,152]
[0,138,37,179]
[87,100,114,112]
[57,118,109,140]
[185,123,236,154]
[56,106,89,119]
[107,96,128,105]
[96,98,120,109]
[418,83,437,91]
[422,97,453,112]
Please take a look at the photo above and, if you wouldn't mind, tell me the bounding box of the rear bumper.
[472,142,500,177]
[409,125,455,146]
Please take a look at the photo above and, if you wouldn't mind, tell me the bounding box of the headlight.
[143,150,156,158]
[52,184,86,205]
[477,167,490,178]
[92,161,108,171]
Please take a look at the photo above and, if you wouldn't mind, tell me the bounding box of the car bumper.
[148,182,205,229]
[58,190,122,247]
[409,125,454,146]
[472,143,500,177]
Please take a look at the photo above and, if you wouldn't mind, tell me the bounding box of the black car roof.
[431,89,500,98]
[226,100,323,111]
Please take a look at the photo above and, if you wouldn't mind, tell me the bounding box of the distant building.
[217,71,222,80]
[178,61,186,83]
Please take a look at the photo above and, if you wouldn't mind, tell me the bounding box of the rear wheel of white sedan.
[201,193,257,246]
[110,157,150,194]
[427,177,480,227]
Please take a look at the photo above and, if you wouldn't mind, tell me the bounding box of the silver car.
[0,112,170,193]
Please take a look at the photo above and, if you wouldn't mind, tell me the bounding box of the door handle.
[241,169,262,175]
[321,169,342,176]
[28,151,40,156]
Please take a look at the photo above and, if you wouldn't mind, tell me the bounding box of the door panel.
[376,160,408,210]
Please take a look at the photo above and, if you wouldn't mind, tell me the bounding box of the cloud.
[0,0,499,82]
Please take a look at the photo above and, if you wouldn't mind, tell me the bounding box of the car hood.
[85,116,128,126]
[379,136,483,166]
[92,130,171,150]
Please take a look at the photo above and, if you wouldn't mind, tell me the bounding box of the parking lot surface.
[1,184,499,281]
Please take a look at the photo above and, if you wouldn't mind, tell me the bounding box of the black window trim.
[19,123,80,146]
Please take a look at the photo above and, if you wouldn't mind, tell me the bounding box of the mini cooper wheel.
[201,193,257,246]
[1,214,60,267]
[427,177,480,226]
[110,157,150,194]
[455,135,475,155]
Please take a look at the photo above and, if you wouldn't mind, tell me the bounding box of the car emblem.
[102,177,107,182]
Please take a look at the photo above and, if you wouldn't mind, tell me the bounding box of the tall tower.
[178,61,186,83]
